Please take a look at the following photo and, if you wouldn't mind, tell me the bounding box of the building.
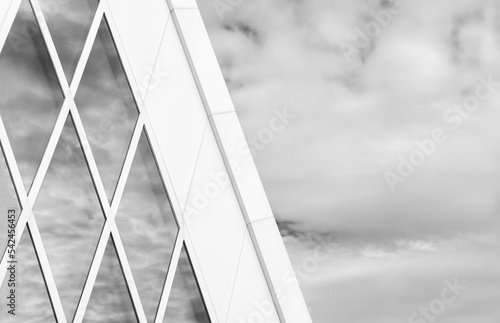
[0,0,312,322]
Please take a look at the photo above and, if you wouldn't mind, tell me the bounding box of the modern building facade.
[0,0,312,322]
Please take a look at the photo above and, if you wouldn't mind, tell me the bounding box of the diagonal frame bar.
[72,113,148,323]
[29,1,152,321]
[153,230,184,323]
[69,2,104,95]
[0,0,20,54]
[103,3,216,321]
[103,2,202,319]
[1,0,196,322]
[29,0,69,97]
[0,113,69,323]
[103,0,219,320]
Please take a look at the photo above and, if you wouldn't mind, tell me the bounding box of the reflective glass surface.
[1,3,212,323]
[0,231,56,322]
[75,18,139,202]
[34,116,104,321]
[83,239,137,323]
[0,0,64,193]
[0,148,20,254]
[163,246,211,323]
[115,131,178,323]
[39,0,99,82]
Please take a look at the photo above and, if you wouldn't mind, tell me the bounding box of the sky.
[196,0,500,322]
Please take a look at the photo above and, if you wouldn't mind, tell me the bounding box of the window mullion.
[153,231,184,323]
[27,217,68,323]
[29,0,70,97]
[69,2,105,94]
[0,0,20,56]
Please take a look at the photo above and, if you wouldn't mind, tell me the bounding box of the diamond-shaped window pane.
[39,0,99,82]
[163,245,211,323]
[0,0,64,193]
[0,147,20,254]
[0,231,56,322]
[34,116,104,321]
[116,130,178,323]
[83,239,137,323]
[75,17,139,202]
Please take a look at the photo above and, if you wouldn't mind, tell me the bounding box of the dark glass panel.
[0,0,64,192]
[83,238,137,323]
[0,231,56,322]
[115,131,178,322]
[75,18,139,202]
[39,0,99,82]
[163,245,211,323]
[0,148,20,254]
[34,116,104,321]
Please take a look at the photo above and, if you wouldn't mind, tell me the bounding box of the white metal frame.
[0,0,312,322]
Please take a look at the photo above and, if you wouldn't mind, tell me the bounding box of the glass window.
[115,130,178,323]
[39,0,99,82]
[75,18,139,202]
[83,239,137,323]
[0,232,56,322]
[163,245,211,323]
[0,0,64,192]
[0,148,20,254]
[0,3,212,323]
[34,116,104,321]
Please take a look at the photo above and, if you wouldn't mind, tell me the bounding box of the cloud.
[199,0,500,239]
[198,1,500,321]
[285,233,500,322]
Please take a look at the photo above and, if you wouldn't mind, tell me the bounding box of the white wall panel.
[182,122,249,321]
[249,218,313,323]
[170,6,313,322]
[0,0,12,30]
[210,112,275,224]
[105,0,170,100]
[167,0,198,10]
[171,8,235,116]
[0,0,312,321]
[143,16,208,211]
[226,230,281,323]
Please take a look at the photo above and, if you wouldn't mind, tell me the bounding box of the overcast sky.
[197,0,500,322]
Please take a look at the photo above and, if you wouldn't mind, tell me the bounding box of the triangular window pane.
[0,148,20,254]
[33,116,104,321]
[75,18,139,202]
[115,131,178,323]
[0,231,56,322]
[0,0,64,193]
[83,239,137,323]
[163,245,211,323]
[39,0,99,82]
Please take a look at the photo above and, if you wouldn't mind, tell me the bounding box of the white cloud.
[198,0,500,322]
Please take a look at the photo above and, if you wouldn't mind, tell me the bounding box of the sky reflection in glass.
[164,246,211,323]
[0,3,212,322]
[83,239,137,323]
[0,0,63,193]
[39,0,99,82]
[116,131,178,323]
[75,18,139,202]
[0,232,55,322]
[0,149,19,254]
[34,117,104,321]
